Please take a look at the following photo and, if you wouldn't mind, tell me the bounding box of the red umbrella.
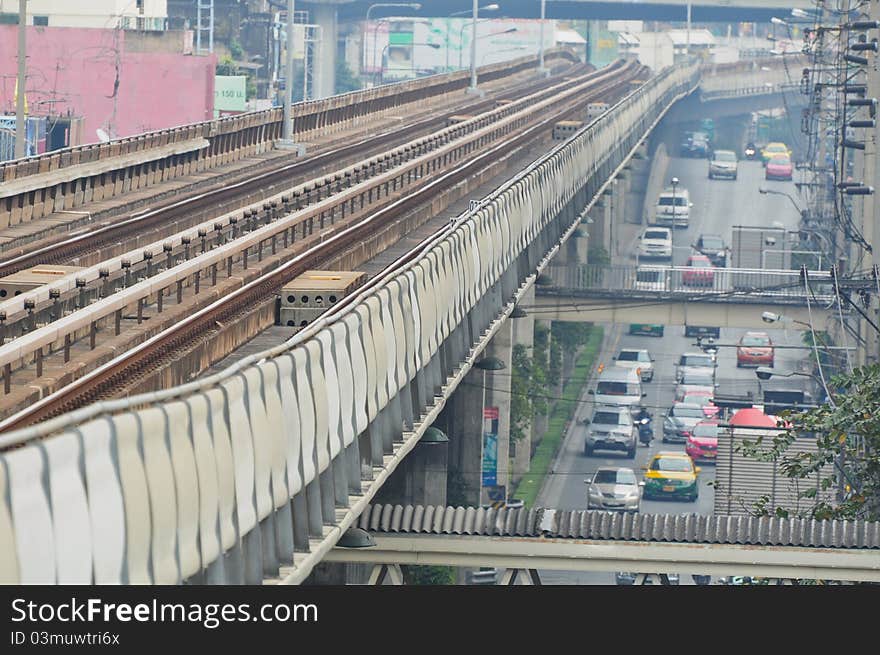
[729,407,778,428]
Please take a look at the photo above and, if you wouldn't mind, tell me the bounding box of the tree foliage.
[738,363,880,521]
[401,565,455,585]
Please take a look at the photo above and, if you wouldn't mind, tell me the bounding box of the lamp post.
[280,0,305,155]
[14,0,26,160]
[670,176,679,264]
[376,41,440,85]
[538,0,548,76]
[466,1,505,95]
[460,27,518,69]
[447,3,498,73]
[366,6,424,83]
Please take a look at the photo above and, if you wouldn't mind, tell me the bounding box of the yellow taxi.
[760,141,792,166]
[642,452,700,502]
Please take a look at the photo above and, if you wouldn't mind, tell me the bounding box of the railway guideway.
[0,61,701,585]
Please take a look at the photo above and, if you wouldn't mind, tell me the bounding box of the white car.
[613,348,655,382]
[637,227,673,260]
[633,266,670,292]
[654,187,692,228]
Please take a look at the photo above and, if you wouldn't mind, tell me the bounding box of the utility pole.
[14,0,27,160]
[280,0,305,154]
[538,0,549,76]
[467,0,482,94]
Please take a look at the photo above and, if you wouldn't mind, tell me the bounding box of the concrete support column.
[482,318,513,504]
[448,367,484,505]
[371,434,448,506]
[309,2,338,98]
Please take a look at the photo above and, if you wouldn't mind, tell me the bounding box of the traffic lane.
[532,324,806,584]
[664,156,802,266]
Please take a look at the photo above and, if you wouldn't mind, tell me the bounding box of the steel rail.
[0,66,644,432]
[0,67,589,280]
[0,62,628,346]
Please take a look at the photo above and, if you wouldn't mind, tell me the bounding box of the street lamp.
[368,13,428,84]
[366,2,421,21]
[761,311,811,329]
[447,4,499,73]
[280,0,305,155]
[467,1,503,95]
[376,42,440,85]
[538,0,548,76]
[458,25,517,68]
[670,177,679,263]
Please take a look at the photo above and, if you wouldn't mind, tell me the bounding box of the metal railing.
[546,264,836,304]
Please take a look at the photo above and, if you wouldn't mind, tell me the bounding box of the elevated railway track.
[0,60,647,430]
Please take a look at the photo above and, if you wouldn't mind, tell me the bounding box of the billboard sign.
[214,76,247,119]
[482,406,499,487]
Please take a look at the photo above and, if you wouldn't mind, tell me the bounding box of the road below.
[531,153,811,585]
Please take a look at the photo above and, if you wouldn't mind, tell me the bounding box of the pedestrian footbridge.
[534,264,839,328]
[325,504,880,584]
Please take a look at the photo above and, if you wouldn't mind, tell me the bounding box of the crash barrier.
[0,60,700,584]
[0,49,580,230]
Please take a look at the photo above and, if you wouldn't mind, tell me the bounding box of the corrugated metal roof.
[357,504,880,549]
[714,427,835,517]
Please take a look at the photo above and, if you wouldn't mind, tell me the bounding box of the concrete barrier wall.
[0,60,699,586]
[641,143,670,225]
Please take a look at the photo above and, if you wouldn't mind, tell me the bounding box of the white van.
[589,365,646,414]
[654,187,692,228]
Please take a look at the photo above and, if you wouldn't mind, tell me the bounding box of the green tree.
[510,344,533,443]
[401,565,456,585]
[738,363,880,521]
[336,60,361,94]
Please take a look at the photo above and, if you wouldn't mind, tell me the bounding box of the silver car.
[662,402,707,443]
[708,149,738,180]
[586,466,642,512]
[675,351,716,382]
[613,348,655,382]
[584,405,637,458]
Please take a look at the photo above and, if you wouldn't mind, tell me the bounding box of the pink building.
[0,25,216,145]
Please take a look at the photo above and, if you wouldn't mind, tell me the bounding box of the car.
[613,348,654,382]
[708,149,738,179]
[765,154,793,181]
[675,369,716,401]
[662,402,706,443]
[761,141,792,166]
[615,571,680,585]
[737,331,774,367]
[693,233,729,267]
[637,226,673,260]
[628,323,664,337]
[681,391,720,418]
[680,130,710,158]
[642,452,701,502]
[583,404,637,458]
[681,254,715,287]
[675,351,716,381]
[686,419,720,463]
[654,187,691,228]
[585,466,642,512]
